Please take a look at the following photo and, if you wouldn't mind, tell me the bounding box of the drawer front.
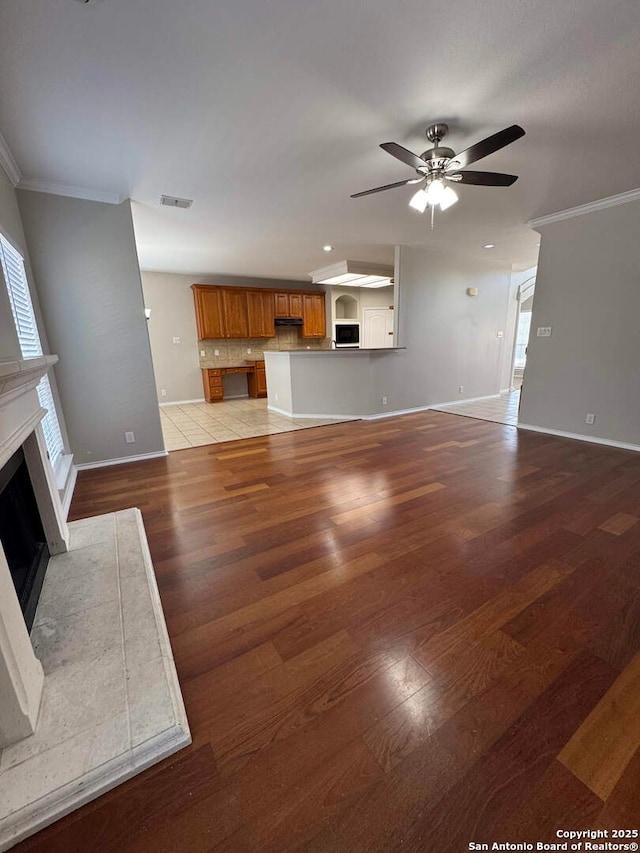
[209,377,223,389]
[207,369,222,377]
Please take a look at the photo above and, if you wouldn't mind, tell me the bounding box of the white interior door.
[363,307,394,348]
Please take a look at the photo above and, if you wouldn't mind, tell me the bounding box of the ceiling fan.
[351,123,525,216]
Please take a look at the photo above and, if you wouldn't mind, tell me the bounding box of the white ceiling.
[1,0,640,279]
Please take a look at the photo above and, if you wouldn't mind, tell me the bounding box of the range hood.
[309,260,394,288]
[274,317,303,326]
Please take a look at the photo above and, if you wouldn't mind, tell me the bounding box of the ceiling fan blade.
[380,142,426,171]
[449,171,519,186]
[350,178,417,198]
[448,125,525,170]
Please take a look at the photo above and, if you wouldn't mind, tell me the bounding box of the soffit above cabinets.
[309,260,394,288]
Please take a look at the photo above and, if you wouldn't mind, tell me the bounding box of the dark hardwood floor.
[17,411,640,852]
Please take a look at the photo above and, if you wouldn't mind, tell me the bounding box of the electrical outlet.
[172,336,181,344]
[458,385,464,393]
[124,431,136,444]
[214,349,219,356]
[382,396,388,406]
[161,389,167,397]
[247,348,252,354]
[496,330,504,339]
[585,413,596,425]
[536,327,552,337]
[200,350,206,358]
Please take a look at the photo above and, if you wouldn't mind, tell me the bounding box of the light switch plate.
[172,336,181,344]
[536,327,552,337]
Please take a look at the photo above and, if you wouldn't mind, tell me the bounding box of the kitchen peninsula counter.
[263,348,407,419]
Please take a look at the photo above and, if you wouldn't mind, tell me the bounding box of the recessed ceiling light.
[483,244,495,249]
[323,245,333,252]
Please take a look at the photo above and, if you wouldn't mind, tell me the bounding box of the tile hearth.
[0,509,190,851]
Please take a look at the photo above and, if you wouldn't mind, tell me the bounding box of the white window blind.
[0,234,65,466]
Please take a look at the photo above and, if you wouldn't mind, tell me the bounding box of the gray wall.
[18,192,164,465]
[0,169,30,359]
[0,171,72,452]
[371,245,512,412]
[519,201,640,446]
[141,271,327,404]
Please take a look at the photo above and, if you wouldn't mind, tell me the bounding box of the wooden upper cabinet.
[274,292,303,319]
[247,290,275,338]
[193,284,326,340]
[274,292,289,317]
[288,293,303,318]
[301,292,326,338]
[192,286,224,339]
[221,289,249,338]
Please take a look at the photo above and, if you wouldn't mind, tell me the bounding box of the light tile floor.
[432,390,521,426]
[160,398,351,451]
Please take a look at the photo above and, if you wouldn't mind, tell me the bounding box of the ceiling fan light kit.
[351,122,525,223]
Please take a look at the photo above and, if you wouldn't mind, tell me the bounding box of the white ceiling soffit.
[310,260,394,285]
[1,1,640,278]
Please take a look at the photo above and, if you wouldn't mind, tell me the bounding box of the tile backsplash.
[199,327,329,368]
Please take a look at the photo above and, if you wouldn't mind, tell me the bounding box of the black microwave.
[334,323,360,347]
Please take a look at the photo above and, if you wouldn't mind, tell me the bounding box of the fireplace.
[0,446,50,633]
[0,354,69,749]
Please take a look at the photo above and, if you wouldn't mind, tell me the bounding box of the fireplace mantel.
[0,356,59,408]
[0,353,68,749]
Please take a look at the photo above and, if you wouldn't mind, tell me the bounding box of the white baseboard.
[364,404,433,420]
[429,393,501,409]
[517,423,640,453]
[159,398,205,407]
[267,404,357,420]
[60,464,77,520]
[267,394,502,423]
[75,451,168,471]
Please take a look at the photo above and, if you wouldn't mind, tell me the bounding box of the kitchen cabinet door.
[274,292,290,317]
[222,289,249,338]
[301,293,326,338]
[193,287,224,339]
[248,361,267,398]
[288,293,303,318]
[247,290,275,337]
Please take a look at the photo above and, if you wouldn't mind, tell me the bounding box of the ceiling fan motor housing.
[420,147,455,171]
[426,122,449,144]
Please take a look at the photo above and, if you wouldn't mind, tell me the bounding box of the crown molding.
[0,131,21,186]
[16,177,123,205]
[528,187,640,229]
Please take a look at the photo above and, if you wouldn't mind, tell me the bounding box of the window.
[0,233,65,466]
[514,311,532,369]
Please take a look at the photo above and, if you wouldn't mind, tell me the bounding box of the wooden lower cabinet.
[202,368,223,403]
[202,364,265,402]
[247,361,267,398]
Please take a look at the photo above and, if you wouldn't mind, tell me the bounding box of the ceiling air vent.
[160,195,193,209]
